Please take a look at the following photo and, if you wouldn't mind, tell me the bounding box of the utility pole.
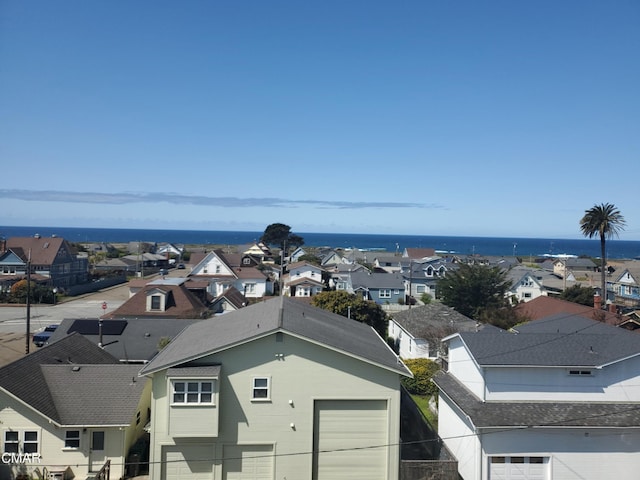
[25,250,31,354]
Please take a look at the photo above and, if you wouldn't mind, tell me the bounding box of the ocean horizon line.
[2,225,640,260]
[0,223,605,242]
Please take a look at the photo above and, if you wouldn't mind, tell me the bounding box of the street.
[0,281,130,365]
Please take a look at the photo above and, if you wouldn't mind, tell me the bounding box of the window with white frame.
[4,430,39,454]
[4,431,19,453]
[244,283,256,294]
[172,380,214,405]
[416,285,426,293]
[252,377,270,400]
[379,289,391,298]
[65,430,80,449]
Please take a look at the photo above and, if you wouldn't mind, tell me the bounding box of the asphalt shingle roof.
[140,297,410,377]
[390,303,477,335]
[47,317,203,362]
[457,314,640,367]
[433,370,640,428]
[0,334,119,423]
[41,364,148,425]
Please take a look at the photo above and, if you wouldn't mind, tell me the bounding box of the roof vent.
[72,366,81,372]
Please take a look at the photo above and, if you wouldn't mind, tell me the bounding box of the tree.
[437,263,511,319]
[311,290,388,338]
[401,358,441,397]
[560,284,596,307]
[579,203,626,308]
[260,223,304,254]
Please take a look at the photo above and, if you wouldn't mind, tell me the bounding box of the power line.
[21,407,640,471]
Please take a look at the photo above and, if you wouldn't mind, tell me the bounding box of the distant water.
[2,225,640,260]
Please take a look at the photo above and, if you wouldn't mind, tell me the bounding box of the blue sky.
[1,1,639,239]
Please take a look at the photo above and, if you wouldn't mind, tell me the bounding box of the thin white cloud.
[0,189,444,210]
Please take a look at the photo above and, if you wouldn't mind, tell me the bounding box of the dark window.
[65,430,80,448]
[151,295,161,310]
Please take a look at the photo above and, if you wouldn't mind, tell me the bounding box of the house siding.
[481,428,640,480]
[437,396,480,480]
[149,333,402,480]
[0,392,143,480]
[484,357,640,402]
[447,337,485,399]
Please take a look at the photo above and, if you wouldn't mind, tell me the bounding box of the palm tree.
[579,203,626,308]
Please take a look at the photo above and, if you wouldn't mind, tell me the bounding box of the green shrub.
[402,358,440,397]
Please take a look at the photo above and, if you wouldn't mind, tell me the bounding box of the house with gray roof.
[402,258,451,300]
[0,334,151,480]
[388,303,477,359]
[609,261,640,308]
[139,296,411,480]
[433,314,640,480]
[47,317,203,363]
[347,270,406,305]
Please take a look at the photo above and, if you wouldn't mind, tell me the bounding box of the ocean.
[2,225,640,260]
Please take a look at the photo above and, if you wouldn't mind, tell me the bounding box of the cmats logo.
[1,452,42,463]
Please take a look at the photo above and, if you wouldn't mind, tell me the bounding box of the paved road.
[0,269,188,365]
[0,285,128,334]
[0,282,130,365]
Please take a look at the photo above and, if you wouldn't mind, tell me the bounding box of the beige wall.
[149,332,402,479]
[0,390,147,480]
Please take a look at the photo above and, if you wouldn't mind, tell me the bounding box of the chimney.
[609,303,617,314]
[594,293,602,311]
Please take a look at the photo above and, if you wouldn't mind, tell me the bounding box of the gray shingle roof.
[390,303,477,335]
[349,271,405,289]
[47,317,202,362]
[433,370,640,428]
[457,314,640,367]
[41,364,148,426]
[140,297,410,377]
[0,334,119,423]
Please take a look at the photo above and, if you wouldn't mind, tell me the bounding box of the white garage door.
[313,400,388,480]
[489,456,549,480]
[163,444,214,480]
[223,444,273,480]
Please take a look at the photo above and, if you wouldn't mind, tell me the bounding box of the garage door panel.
[223,444,273,480]
[313,400,388,480]
[489,456,548,480]
[163,444,214,480]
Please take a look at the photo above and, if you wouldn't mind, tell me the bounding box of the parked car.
[33,324,59,347]
[177,263,186,269]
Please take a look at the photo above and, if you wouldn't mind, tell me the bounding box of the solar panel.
[67,319,128,336]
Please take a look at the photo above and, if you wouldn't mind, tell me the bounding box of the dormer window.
[146,290,167,312]
[151,295,161,310]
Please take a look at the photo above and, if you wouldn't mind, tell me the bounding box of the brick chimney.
[594,293,602,311]
[609,303,617,314]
